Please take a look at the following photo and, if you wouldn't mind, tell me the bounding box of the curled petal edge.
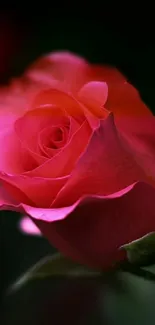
[0,181,154,222]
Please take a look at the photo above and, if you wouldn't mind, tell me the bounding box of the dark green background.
[1,10,155,324]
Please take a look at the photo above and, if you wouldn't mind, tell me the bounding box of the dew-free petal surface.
[52,114,145,207]
[1,182,155,269]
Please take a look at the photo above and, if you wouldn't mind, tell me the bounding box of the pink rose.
[0,51,155,269]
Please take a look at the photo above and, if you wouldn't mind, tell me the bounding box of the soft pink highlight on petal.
[79,81,108,108]
[19,216,42,236]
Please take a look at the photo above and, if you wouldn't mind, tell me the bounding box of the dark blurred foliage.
[0,6,155,324]
[0,11,24,83]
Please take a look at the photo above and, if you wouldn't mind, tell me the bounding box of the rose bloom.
[0,51,155,269]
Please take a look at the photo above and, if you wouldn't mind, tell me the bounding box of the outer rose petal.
[26,51,90,93]
[52,114,145,207]
[91,65,152,117]
[1,182,155,269]
[0,185,18,206]
[0,108,20,130]
[33,182,155,268]
[27,52,152,117]
[0,174,69,208]
[0,77,67,116]
[0,52,151,130]
[115,116,155,187]
[0,127,25,174]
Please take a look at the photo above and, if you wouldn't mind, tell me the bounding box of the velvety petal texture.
[0,51,154,269]
[33,182,155,268]
[1,182,155,268]
[90,65,152,118]
[52,114,145,207]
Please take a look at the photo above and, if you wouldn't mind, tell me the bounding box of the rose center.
[47,127,64,149]
[38,124,69,157]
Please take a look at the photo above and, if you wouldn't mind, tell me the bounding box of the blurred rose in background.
[0,11,23,83]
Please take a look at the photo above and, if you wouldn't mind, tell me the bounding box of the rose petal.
[115,116,155,187]
[14,104,70,170]
[0,180,35,206]
[1,182,155,268]
[0,74,69,122]
[0,128,25,174]
[78,81,108,118]
[52,113,145,207]
[0,184,18,206]
[106,82,152,117]
[91,65,152,117]
[32,88,85,123]
[15,106,68,155]
[0,77,39,115]
[0,54,151,129]
[34,182,155,268]
[0,109,19,131]
[25,119,92,178]
[38,125,69,157]
[0,173,69,208]
[27,51,90,93]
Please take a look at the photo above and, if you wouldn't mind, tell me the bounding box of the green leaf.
[121,232,155,265]
[9,232,155,296]
[8,253,101,294]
